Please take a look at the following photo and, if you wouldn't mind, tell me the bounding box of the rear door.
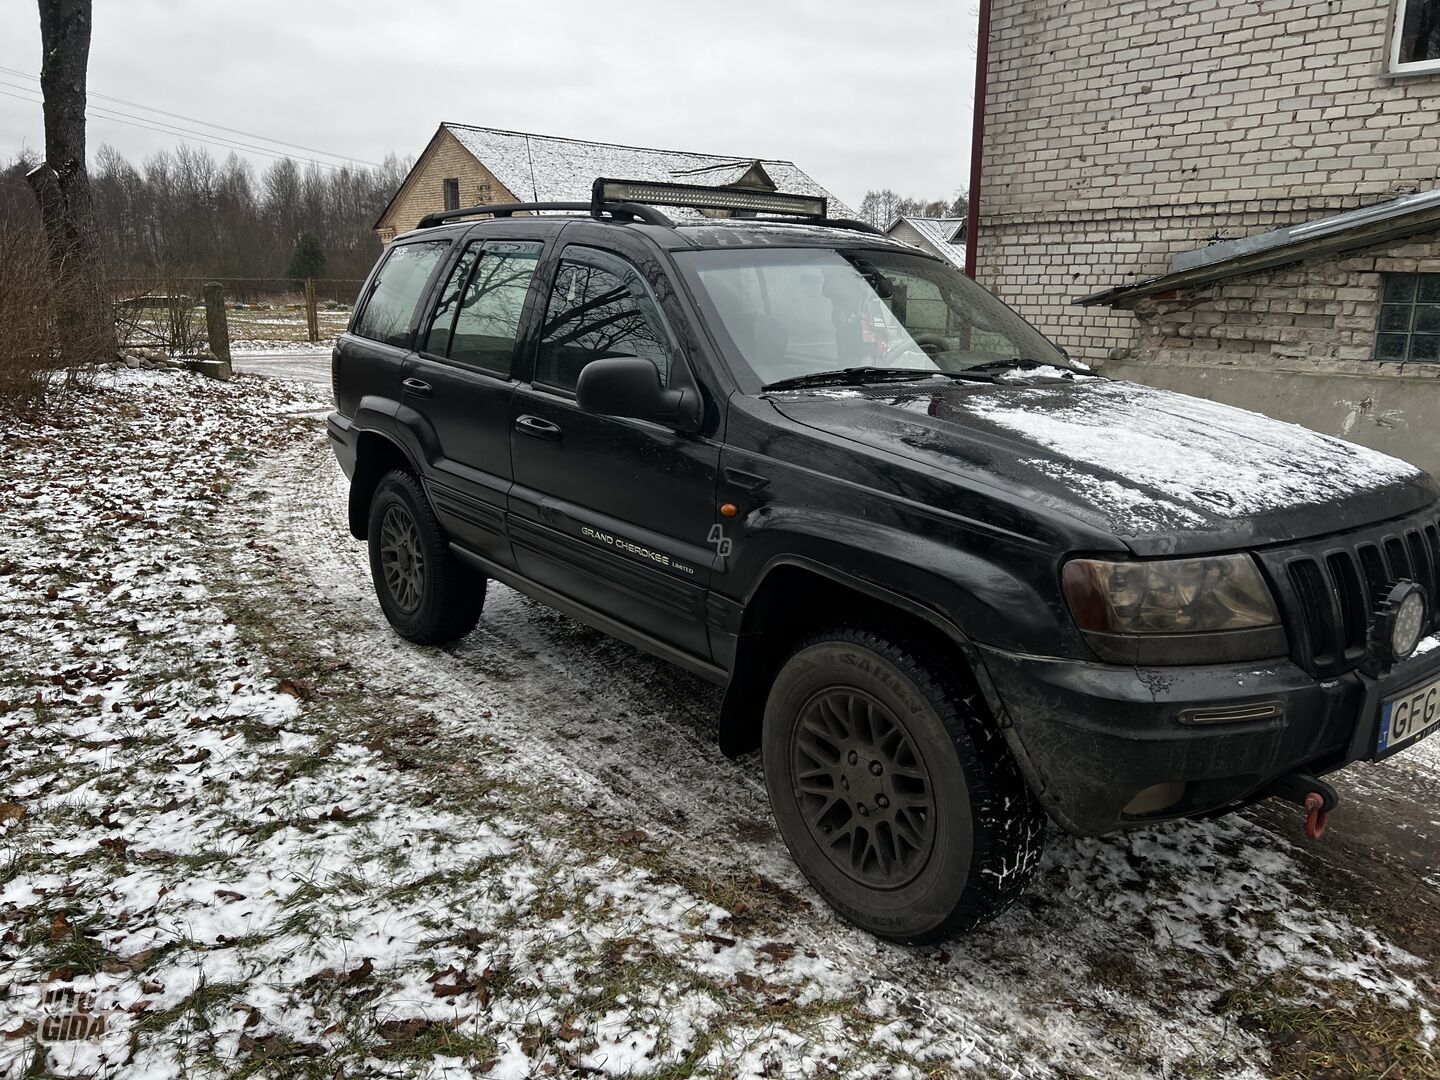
[406,229,547,568]
[507,239,721,660]
[335,238,452,418]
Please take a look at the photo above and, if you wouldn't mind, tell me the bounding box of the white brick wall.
[978,0,1440,363]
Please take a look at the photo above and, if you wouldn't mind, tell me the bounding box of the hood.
[767,376,1437,554]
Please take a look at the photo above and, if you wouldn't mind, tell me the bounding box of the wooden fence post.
[203,282,231,364]
[305,278,320,343]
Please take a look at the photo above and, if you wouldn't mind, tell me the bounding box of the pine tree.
[287,231,326,281]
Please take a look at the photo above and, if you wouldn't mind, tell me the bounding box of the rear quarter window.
[354,241,449,348]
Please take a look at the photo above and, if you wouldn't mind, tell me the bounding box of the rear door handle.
[515,414,563,442]
[402,377,433,398]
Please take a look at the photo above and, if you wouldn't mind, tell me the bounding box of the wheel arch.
[348,427,423,540]
[717,557,1009,759]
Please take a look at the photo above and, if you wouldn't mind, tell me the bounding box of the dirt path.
[243,413,1440,1078]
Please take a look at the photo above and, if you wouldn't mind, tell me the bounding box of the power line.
[0,79,361,169]
[0,65,383,168]
[0,86,363,173]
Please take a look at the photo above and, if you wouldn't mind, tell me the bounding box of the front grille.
[1261,506,1440,676]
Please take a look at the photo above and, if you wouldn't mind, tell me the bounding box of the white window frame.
[1391,0,1440,76]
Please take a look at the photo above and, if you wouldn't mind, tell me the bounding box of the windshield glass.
[674,246,1073,391]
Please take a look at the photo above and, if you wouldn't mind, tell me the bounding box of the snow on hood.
[768,378,1435,547]
[959,380,1423,519]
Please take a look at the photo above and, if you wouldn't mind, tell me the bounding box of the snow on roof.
[887,215,968,270]
[442,124,855,218]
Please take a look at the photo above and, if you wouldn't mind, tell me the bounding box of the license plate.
[1377,675,1440,757]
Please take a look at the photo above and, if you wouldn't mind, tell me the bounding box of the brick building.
[973,0,1440,472]
[373,124,851,244]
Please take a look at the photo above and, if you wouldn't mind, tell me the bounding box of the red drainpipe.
[964,0,993,279]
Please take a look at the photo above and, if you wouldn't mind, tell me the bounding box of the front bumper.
[977,639,1440,835]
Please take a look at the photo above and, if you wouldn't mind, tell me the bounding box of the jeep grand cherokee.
[326,179,1440,942]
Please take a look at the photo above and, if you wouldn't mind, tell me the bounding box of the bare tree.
[27,0,114,363]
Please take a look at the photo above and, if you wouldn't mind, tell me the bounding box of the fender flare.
[716,555,1012,757]
[347,401,428,537]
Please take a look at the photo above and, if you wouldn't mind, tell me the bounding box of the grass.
[1219,974,1438,1080]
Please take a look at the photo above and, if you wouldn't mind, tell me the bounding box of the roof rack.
[417,200,672,229]
[416,178,887,237]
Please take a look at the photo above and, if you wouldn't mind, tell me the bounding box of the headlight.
[1062,554,1286,665]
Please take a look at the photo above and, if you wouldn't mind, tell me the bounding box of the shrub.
[0,223,109,415]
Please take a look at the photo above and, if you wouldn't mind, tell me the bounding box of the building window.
[1392,0,1440,74]
[443,178,460,211]
[1376,274,1440,362]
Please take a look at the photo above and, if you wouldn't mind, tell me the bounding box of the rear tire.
[762,627,1045,942]
[367,470,485,645]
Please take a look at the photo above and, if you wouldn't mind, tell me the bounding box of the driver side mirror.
[575,356,700,432]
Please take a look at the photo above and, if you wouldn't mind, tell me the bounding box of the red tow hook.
[1303,791,1329,841]
[1264,772,1339,841]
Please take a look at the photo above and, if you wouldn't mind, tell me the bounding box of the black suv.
[328,179,1440,942]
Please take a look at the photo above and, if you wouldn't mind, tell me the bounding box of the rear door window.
[354,240,449,348]
[423,241,543,375]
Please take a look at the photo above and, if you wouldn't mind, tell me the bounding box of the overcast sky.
[0,1,976,211]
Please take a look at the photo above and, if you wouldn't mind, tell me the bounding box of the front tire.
[762,628,1045,942]
[367,470,485,645]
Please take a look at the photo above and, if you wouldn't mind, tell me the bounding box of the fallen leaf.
[340,957,373,986]
[50,912,70,940]
[215,889,246,902]
[2,1020,36,1039]
[0,803,26,826]
[278,678,315,702]
[756,942,796,964]
[703,933,737,952]
[121,948,156,972]
[613,828,648,845]
[324,805,353,822]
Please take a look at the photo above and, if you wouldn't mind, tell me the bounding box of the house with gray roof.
[373,123,853,243]
[885,216,967,271]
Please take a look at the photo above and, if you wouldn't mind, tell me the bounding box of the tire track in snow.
[233,417,1439,1078]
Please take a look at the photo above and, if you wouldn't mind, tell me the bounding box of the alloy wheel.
[789,688,936,889]
[379,504,425,614]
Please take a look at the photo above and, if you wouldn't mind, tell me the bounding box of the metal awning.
[1077,186,1440,307]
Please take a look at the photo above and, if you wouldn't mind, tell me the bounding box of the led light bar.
[593,177,826,219]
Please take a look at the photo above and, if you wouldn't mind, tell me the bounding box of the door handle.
[515,414,563,442]
[402,377,433,397]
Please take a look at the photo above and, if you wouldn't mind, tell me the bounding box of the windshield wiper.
[761,367,944,392]
[959,357,1074,377]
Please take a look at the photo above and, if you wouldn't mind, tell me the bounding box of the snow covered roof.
[436,123,855,219]
[1080,185,1440,307]
[886,216,968,270]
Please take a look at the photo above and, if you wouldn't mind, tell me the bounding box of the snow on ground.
[1,371,1437,1078]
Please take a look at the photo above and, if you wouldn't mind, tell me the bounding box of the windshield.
[673,246,1073,391]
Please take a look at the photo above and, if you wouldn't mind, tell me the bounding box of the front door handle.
[402,377,433,398]
[515,414,563,442]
